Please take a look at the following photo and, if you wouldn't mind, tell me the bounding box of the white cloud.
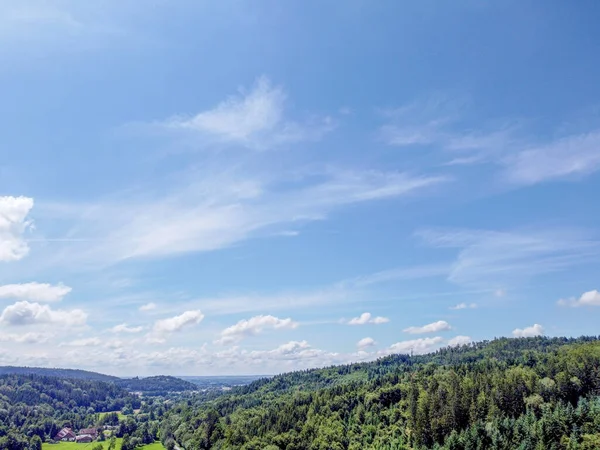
[0,301,87,327]
[153,310,204,334]
[0,196,34,262]
[383,337,445,355]
[349,264,449,287]
[0,332,50,344]
[61,337,103,347]
[381,97,600,184]
[139,302,157,312]
[418,227,600,288]
[504,131,600,185]
[216,315,298,345]
[0,282,71,302]
[512,323,544,338]
[357,337,376,349]
[46,169,447,264]
[347,312,390,325]
[403,320,451,334]
[448,335,472,347]
[557,289,600,307]
[449,302,477,310]
[162,76,335,150]
[110,323,144,334]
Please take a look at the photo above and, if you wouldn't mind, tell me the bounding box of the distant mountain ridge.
[0,365,120,382]
[116,375,198,394]
[0,367,197,394]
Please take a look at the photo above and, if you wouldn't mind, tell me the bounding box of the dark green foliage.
[0,374,141,449]
[162,336,600,449]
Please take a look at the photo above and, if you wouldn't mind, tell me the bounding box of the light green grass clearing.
[43,439,164,450]
[96,411,128,421]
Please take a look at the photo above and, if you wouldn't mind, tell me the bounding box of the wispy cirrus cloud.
[381,97,600,184]
[417,227,600,288]
[157,76,335,150]
[449,302,477,310]
[503,131,600,185]
[38,168,447,266]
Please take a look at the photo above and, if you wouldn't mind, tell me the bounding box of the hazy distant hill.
[0,365,120,382]
[0,367,206,395]
[116,375,198,394]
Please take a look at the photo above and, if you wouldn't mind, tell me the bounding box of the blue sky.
[1,0,600,376]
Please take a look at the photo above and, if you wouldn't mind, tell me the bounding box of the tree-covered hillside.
[0,374,141,449]
[160,336,600,450]
[117,376,198,395]
[0,367,119,382]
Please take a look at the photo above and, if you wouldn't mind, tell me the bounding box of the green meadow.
[42,439,165,450]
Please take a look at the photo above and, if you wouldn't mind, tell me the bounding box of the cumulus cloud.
[512,323,544,338]
[383,337,445,355]
[162,76,334,150]
[139,302,157,312]
[61,337,103,347]
[0,282,71,302]
[110,323,144,334]
[557,290,600,307]
[0,332,50,344]
[448,335,472,347]
[0,301,87,327]
[347,312,390,325]
[247,340,338,365]
[216,315,298,345]
[403,320,451,334]
[0,196,34,262]
[357,337,376,349]
[449,302,477,310]
[153,310,204,334]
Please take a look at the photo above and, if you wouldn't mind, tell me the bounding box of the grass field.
[96,411,129,421]
[42,439,165,450]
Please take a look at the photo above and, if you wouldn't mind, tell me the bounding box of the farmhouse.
[76,427,99,443]
[53,428,76,441]
[78,428,98,438]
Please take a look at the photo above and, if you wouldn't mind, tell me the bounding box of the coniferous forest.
[159,336,600,450]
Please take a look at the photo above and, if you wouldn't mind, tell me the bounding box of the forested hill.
[0,365,119,382]
[0,367,199,395]
[117,375,198,395]
[160,336,600,450]
[0,373,142,448]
